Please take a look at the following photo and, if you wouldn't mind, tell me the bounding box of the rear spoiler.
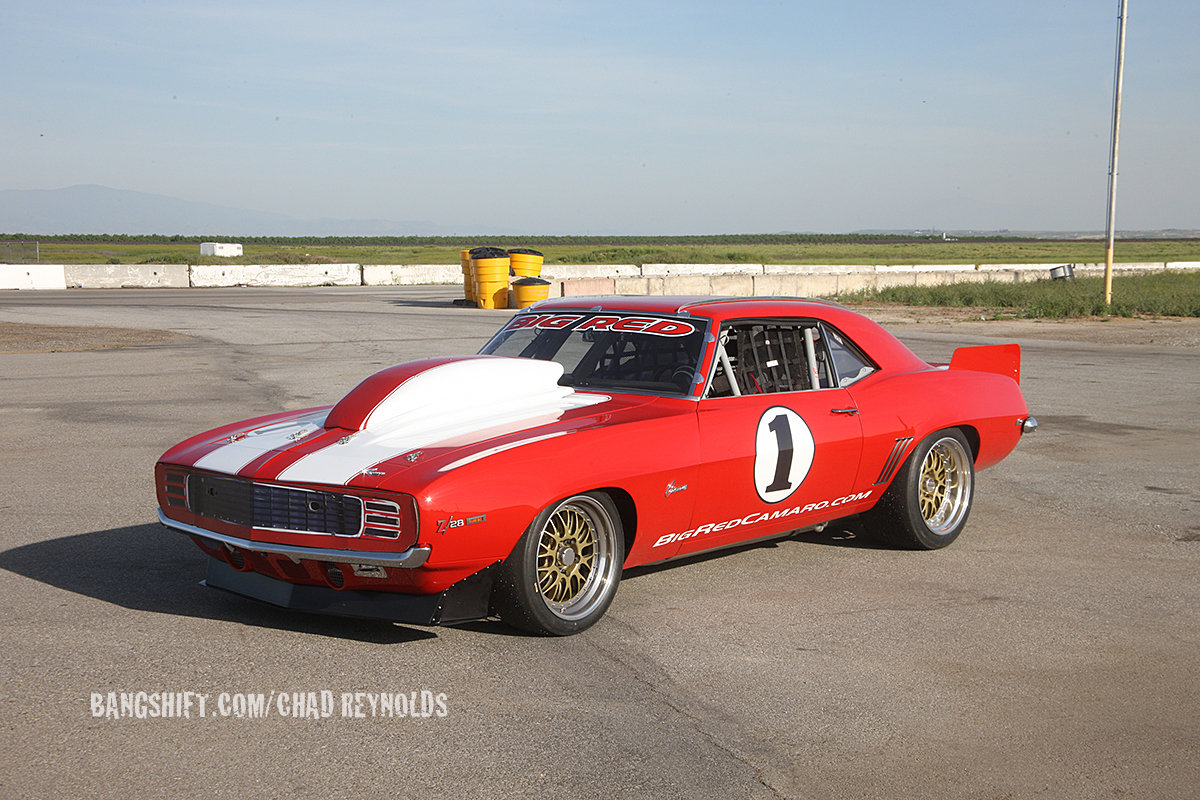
[948,343,1021,384]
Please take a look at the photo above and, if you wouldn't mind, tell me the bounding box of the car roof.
[525,295,930,372]
[527,295,847,320]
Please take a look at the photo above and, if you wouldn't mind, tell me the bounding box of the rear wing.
[948,343,1021,384]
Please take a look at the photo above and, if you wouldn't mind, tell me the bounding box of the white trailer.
[200,242,243,257]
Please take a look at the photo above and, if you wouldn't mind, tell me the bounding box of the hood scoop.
[275,356,607,486]
[325,356,587,434]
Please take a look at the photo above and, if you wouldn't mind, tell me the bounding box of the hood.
[189,356,609,485]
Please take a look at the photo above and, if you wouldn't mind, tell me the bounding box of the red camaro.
[156,296,1036,635]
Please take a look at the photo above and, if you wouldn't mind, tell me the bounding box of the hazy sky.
[4,1,1197,234]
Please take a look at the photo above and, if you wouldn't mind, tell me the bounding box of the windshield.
[480,312,709,396]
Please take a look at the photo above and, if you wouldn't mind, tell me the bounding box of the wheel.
[865,429,975,549]
[492,492,624,635]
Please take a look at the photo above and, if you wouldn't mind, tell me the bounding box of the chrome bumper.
[158,508,431,569]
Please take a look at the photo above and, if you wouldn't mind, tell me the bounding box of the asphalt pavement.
[1,287,1197,800]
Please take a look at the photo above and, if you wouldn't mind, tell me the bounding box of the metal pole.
[1104,0,1128,307]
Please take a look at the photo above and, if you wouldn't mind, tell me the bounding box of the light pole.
[1104,0,1129,307]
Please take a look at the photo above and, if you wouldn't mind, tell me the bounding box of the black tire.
[492,492,624,636]
[865,428,975,550]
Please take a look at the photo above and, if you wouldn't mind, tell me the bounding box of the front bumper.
[160,509,497,625]
[158,508,431,568]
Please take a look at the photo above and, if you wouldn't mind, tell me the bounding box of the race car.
[156,295,1036,635]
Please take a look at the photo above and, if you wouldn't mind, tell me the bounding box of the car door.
[659,321,865,559]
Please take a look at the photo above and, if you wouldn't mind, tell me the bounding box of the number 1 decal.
[765,415,794,493]
[754,407,815,503]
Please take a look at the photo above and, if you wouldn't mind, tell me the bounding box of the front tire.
[866,429,975,549]
[493,492,624,635]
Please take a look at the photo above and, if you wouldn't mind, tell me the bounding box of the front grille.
[187,474,363,537]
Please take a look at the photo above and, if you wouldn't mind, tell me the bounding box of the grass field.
[841,271,1200,318]
[6,236,1200,267]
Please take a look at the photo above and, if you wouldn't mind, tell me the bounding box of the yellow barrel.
[476,280,509,310]
[512,277,550,308]
[470,247,511,309]
[508,248,544,278]
[460,249,473,301]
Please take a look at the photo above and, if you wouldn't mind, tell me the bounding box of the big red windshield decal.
[505,314,696,337]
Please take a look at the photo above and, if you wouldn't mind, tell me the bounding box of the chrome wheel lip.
[535,495,618,622]
[918,436,973,536]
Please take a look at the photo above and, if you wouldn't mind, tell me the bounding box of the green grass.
[840,271,1200,318]
[8,235,1200,266]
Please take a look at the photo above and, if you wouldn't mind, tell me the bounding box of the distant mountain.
[0,185,480,237]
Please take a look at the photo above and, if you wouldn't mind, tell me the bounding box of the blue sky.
[3,1,1196,234]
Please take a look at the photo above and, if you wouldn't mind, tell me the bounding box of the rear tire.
[866,429,974,550]
[493,492,624,635]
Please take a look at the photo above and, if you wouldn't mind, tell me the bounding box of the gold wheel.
[529,494,619,623]
[537,503,597,605]
[917,436,972,535]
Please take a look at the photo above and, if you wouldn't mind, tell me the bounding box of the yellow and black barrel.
[469,246,511,309]
[507,248,544,279]
[512,276,551,308]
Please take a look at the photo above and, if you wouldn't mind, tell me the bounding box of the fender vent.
[875,437,913,485]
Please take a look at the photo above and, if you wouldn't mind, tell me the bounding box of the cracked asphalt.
[1,287,1197,799]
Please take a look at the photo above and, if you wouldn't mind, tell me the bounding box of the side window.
[823,325,876,387]
[706,322,832,397]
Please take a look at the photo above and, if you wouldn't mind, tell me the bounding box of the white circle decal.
[753,406,815,504]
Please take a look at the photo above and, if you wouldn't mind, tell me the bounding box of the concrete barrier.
[642,263,764,277]
[543,264,640,280]
[7,259,1197,295]
[560,278,617,297]
[190,264,361,287]
[65,264,190,289]
[1,264,66,290]
[535,261,1200,301]
[363,265,463,285]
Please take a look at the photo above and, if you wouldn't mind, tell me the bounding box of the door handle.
[831,408,859,416]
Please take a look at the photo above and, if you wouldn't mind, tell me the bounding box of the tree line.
[0,232,1013,246]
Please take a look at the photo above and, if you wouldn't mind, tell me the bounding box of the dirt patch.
[0,321,194,354]
[855,304,1200,347]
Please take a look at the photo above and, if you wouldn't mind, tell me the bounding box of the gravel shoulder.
[0,321,193,353]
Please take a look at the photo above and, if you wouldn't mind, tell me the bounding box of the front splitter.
[203,558,498,626]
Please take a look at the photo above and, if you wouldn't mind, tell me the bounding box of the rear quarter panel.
[847,366,1028,497]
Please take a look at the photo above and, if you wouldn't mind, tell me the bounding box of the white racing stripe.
[277,395,605,485]
[437,431,571,473]
[193,411,328,476]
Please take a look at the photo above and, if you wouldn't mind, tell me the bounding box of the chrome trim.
[158,509,431,568]
[1022,416,1039,434]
